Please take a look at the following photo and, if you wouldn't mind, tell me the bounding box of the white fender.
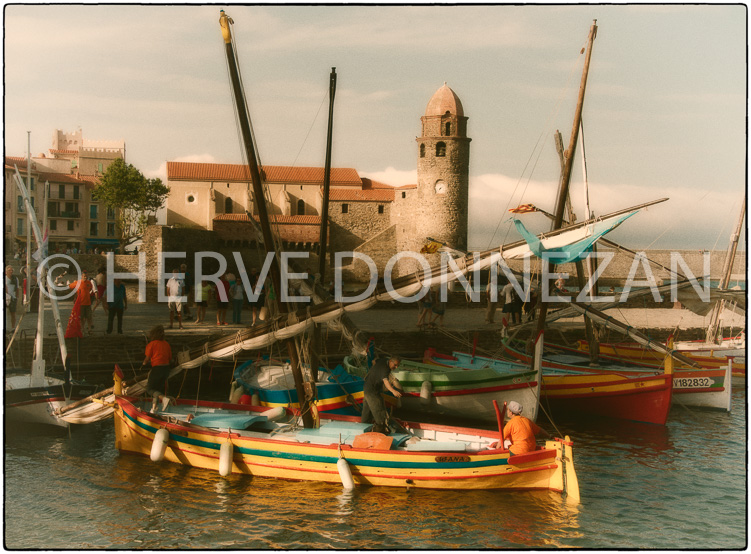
[262,406,286,421]
[251,393,260,406]
[337,457,355,491]
[420,380,432,403]
[229,381,243,404]
[150,428,169,462]
[219,441,234,477]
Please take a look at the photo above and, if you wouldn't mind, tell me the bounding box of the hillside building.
[4,128,125,255]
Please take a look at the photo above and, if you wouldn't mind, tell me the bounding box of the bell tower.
[415,82,471,251]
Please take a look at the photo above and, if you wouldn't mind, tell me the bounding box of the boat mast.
[309,68,337,382]
[536,20,598,331]
[706,197,745,343]
[219,10,313,427]
[30,182,49,388]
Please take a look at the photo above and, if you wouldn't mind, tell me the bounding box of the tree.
[93,158,169,252]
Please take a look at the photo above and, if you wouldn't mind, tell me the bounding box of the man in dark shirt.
[361,356,404,434]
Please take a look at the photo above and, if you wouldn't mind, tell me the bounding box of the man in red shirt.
[143,324,173,412]
[69,269,94,334]
[502,401,550,454]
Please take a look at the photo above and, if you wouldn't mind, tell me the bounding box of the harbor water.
[4,389,747,550]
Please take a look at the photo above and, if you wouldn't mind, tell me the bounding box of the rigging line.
[710,201,736,252]
[290,88,328,169]
[486,46,587,250]
[643,188,713,250]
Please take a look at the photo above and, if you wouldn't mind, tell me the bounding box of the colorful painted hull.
[233,359,365,415]
[577,340,746,385]
[345,356,540,422]
[5,374,99,428]
[555,342,733,411]
[495,346,674,425]
[113,396,580,499]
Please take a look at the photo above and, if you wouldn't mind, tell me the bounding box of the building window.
[50,220,57,231]
[16,218,24,235]
[186,194,196,204]
[59,184,66,199]
[90,205,98,219]
[17,196,24,212]
[90,222,99,236]
[297,199,305,215]
[48,201,59,216]
[436,142,446,157]
[67,220,74,231]
[98,163,104,173]
[401,192,406,199]
[73,185,80,199]
[107,207,115,219]
[445,122,451,135]
[107,223,115,237]
[341,204,349,214]
[29,178,35,191]
[71,159,77,169]
[378,205,384,214]
[420,144,425,158]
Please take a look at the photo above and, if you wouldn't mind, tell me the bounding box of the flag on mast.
[508,204,539,214]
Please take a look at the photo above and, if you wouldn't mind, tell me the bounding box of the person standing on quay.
[180,263,193,321]
[68,269,94,335]
[166,269,184,330]
[5,265,20,328]
[230,275,245,324]
[216,273,230,326]
[104,278,127,334]
[194,280,213,324]
[142,325,173,412]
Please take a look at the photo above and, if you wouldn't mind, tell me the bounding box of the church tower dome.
[413,82,471,252]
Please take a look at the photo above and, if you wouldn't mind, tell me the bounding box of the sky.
[3,4,747,253]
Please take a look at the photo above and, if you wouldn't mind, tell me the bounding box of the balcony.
[49,211,80,219]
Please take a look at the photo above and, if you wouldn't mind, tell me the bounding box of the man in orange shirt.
[502,401,550,454]
[142,325,174,412]
[69,269,94,334]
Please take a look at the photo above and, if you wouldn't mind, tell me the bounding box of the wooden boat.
[231,358,365,416]
[344,353,541,423]
[577,339,745,385]
[426,349,675,425]
[5,375,98,428]
[505,340,732,412]
[112,388,579,498]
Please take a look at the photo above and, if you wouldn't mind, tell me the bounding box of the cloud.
[359,167,417,187]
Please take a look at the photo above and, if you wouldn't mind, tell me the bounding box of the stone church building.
[165,83,470,279]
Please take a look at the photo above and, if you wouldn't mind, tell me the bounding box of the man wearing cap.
[501,401,550,454]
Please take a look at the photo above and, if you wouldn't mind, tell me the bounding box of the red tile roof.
[329,188,395,202]
[5,157,28,170]
[167,161,363,186]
